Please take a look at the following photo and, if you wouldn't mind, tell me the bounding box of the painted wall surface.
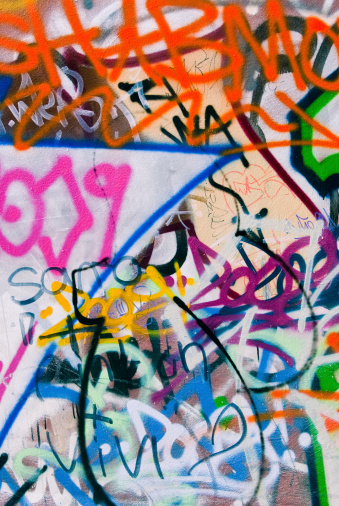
[0,0,338,504]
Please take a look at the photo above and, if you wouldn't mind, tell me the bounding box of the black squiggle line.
[208,175,318,394]
[188,402,247,473]
[208,174,249,215]
[4,466,47,506]
[46,431,77,473]
[172,295,265,499]
[72,260,117,506]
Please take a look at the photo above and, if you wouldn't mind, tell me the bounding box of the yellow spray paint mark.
[146,265,190,324]
[40,306,53,319]
[51,281,72,313]
[38,285,90,347]
[174,261,185,297]
[146,266,175,301]
[38,274,169,348]
[2,0,38,12]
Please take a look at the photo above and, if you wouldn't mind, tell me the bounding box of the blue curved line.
[0,343,56,449]
[88,151,241,298]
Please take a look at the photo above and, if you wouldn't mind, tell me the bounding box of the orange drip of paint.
[272,388,339,401]
[327,332,339,351]
[323,416,339,433]
[271,389,290,398]
[247,408,306,423]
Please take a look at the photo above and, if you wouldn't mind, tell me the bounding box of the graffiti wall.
[0,0,339,504]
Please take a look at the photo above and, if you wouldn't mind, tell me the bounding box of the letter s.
[8,267,43,305]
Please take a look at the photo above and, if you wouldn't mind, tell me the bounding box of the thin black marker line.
[72,262,117,506]
[4,466,47,506]
[172,295,265,498]
[208,173,318,393]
